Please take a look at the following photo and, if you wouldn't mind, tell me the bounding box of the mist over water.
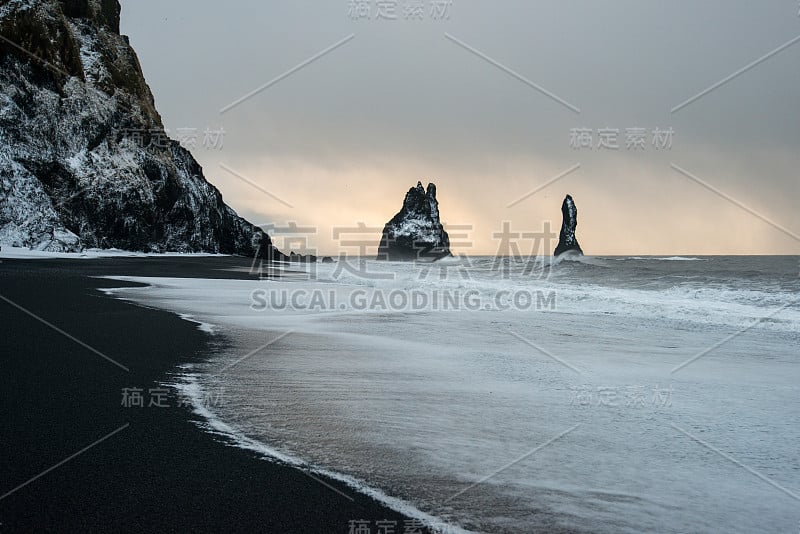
[110,256,800,533]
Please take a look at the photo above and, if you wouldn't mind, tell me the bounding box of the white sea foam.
[177,313,217,335]
[172,369,473,534]
[627,256,704,261]
[101,257,800,533]
[0,245,228,260]
[102,260,800,333]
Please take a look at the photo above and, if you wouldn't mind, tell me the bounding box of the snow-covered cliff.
[0,0,283,258]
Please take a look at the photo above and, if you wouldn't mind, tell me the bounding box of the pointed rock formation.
[0,0,284,259]
[554,194,583,256]
[377,181,451,261]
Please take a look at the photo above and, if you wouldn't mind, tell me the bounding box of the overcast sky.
[120,0,800,255]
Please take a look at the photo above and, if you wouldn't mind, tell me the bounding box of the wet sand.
[0,256,424,533]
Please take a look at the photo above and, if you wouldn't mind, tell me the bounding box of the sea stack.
[554,194,583,256]
[376,182,451,261]
[0,0,284,259]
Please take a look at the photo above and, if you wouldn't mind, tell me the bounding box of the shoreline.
[0,257,432,533]
[5,255,798,532]
[171,365,471,534]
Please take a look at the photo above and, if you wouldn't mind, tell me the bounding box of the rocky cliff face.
[553,194,583,256]
[377,181,450,261]
[0,0,283,258]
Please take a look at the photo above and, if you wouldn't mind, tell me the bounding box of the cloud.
[121,0,800,254]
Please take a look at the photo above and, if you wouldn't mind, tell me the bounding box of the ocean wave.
[627,256,705,261]
[171,370,473,534]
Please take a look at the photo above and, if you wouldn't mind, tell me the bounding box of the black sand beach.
[0,256,426,533]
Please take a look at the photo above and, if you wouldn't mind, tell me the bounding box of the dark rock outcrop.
[554,194,583,256]
[288,251,317,263]
[0,0,284,259]
[377,181,450,261]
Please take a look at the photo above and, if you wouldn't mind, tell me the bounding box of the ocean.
[104,255,800,533]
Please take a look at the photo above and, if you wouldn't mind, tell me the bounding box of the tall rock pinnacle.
[553,194,583,256]
[376,181,451,261]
